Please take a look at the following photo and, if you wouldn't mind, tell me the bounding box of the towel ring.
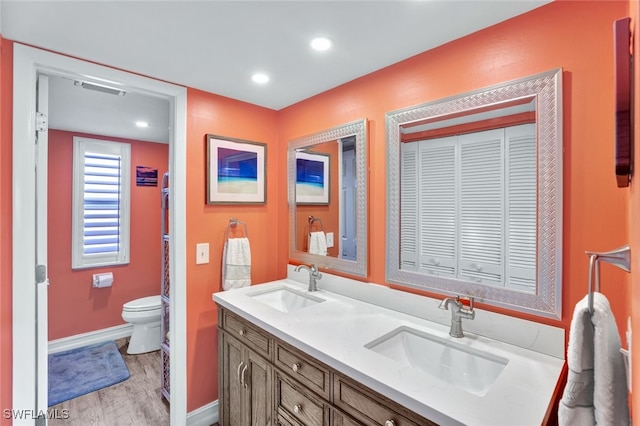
[585,245,630,313]
[227,218,249,239]
[308,215,324,232]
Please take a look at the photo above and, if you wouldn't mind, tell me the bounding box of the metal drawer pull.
[292,363,301,373]
[238,328,246,336]
[293,404,302,414]
[236,361,244,383]
[240,364,248,389]
[384,421,396,426]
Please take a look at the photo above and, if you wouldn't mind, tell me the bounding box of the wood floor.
[49,338,170,426]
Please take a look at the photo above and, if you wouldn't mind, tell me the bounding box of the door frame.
[12,43,188,424]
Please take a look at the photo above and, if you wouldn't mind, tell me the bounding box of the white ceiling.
[2,0,550,142]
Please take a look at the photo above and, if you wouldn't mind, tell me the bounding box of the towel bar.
[585,244,630,313]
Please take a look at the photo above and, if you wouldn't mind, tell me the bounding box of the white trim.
[186,400,219,426]
[13,43,188,424]
[48,324,133,355]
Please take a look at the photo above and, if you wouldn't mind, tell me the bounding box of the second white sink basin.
[249,286,325,313]
[365,326,508,396]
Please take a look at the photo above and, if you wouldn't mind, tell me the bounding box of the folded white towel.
[308,231,327,256]
[222,237,251,290]
[558,292,629,426]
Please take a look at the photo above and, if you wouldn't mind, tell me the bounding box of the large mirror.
[386,69,562,318]
[289,119,368,277]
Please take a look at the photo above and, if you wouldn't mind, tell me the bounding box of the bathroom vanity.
[214,272,565,426]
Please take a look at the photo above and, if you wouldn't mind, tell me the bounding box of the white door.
[35,73,50,420]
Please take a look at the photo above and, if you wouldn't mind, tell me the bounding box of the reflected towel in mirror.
[558,292,629,426]
[222,237,251,290]
[308,231,327,256]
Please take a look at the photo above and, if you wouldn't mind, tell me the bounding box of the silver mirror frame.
[386,69,562,319]
[288,119,368,277]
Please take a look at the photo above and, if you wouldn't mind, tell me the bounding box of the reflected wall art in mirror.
[288,119,368,277]
[386,69,562,318]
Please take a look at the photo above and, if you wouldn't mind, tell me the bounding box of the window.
[399,124,536,291]
[72,137,131,269]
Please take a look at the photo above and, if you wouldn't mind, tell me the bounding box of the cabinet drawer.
[276,372,327,426]
[333,375,436,426]
[221,309,272,359]
[275,341,330,399]
[331,408,363,426]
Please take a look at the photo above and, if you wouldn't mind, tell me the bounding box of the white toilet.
[122,295,162,354]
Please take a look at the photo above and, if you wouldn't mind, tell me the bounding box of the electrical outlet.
[326,232,334,248]
[196,243,209,264]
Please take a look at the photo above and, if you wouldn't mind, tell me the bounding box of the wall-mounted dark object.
[614,17,633,188]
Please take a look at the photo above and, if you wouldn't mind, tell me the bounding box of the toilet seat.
[123,295,161,312]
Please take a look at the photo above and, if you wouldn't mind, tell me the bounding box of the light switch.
[326,232,334,248]
[196,243,209,264]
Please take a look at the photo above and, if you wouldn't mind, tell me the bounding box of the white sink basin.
[249,286,324,313]
[365,326,508,396]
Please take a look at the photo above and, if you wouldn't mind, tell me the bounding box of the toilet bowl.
[122,295,162,354]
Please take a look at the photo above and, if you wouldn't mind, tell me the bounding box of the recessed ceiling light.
[135,121,149,128]
[251,73,270,84]
[310,37,332,51]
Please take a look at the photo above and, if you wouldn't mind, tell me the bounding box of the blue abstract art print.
[207,135,266,204]
[296,151,329,204]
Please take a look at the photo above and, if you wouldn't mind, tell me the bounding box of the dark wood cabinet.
[217,306,437,426]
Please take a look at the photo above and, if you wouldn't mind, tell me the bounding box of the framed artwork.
[206,134,266,204]
[136,166,158,186]
[296,151,329,205]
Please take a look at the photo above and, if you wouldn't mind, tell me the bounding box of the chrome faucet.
[438,296,475,338]
[295,264,322,292]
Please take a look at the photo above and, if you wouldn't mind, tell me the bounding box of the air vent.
[74,80,126,96]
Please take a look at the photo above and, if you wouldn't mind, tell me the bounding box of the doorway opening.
[12,44,187,424]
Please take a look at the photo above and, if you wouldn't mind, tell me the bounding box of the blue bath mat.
[48,340,130,406]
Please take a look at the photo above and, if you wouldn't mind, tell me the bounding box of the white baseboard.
[48,323,133,354]
[187,400,218,426]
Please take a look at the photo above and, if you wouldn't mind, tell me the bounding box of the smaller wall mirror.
[288,119,368,277]
[386,69,562,318]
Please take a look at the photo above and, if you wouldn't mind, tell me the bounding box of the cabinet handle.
[236,361,244,384]
[240,364,248,389]
[293,404,302,414]
[384,421,396,426]
[238,328,246,337]
[292,363,301,373]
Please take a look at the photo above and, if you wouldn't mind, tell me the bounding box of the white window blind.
[399,124,536,290]
[72,137,130,269]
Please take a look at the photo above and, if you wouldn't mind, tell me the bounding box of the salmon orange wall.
[186,88,279,410]
[278,0,631,338]
[47,130,168,340]
[0,35,12,426]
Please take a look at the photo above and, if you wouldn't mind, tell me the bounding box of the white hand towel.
[308,231,327,256]
[222,237,251,290]
[558,292,630,426]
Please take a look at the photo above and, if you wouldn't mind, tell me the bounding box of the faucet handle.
[461,295,474,310]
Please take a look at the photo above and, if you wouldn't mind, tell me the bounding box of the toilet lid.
[123,295,161,312]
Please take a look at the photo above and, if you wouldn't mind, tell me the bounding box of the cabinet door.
[221,332,246,426]
[246,348,273,426]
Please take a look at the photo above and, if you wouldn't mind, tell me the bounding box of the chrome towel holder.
[226,218,249,239]
[585,244,630,313]
[308,215,324,232]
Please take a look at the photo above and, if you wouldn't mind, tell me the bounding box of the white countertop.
[213,278,565,426]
